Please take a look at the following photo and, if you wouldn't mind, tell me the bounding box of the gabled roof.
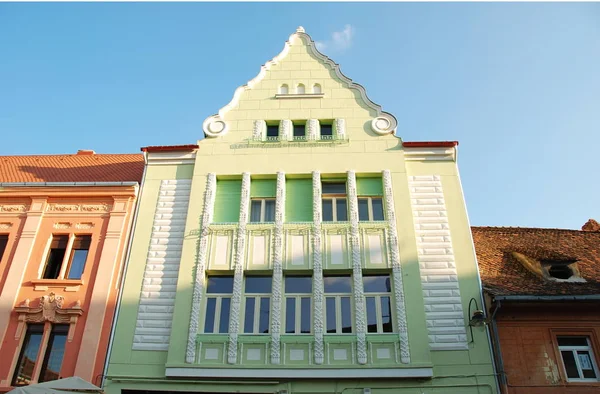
[472,223,600,297]
[0,152,144,183]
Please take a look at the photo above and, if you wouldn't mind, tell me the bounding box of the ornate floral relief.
[279,120,292,141]
[347,171,367,364]
[307,119,319,141]
[186,173,217,364]
[334,119,346,139]
[383,170,410,363]
[75,222,95,229]
[46,204,111,213]
[311,171,324,364]
[53,222,72,229]
[253,120,266,141]
[271,171,285,364]
[0,204,28,213]
[0,222,13,229]
[14,292,82,342]
[228,172,251,364]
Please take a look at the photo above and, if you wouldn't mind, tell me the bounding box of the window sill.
[29,279,84,292]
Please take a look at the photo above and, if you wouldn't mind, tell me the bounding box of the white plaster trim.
[307,119,319,141]
[228,172,251,364]
[334,119,346,140]
[165,367,434,379]
[347,171,367,365]
[186,174,217,363]
[404,148,456,162]
[382,170,410,363]
[371,115,397,135]
[311,171,324,364]
[275,93,325,99]
[201,27,397,138]
[270,171,285,364]
[280,120,292,142]
[252,120,266,141]
[146,151,197,165]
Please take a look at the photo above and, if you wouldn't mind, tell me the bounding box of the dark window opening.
[322,182,346,195]
[266,125,279,138]
[321,124,333,137]
[38,325,68,382]
[542,260,577,280]
[12,324,44,386]
[293,124,306,138]
[42,235,69,279]
[0,234,8,262]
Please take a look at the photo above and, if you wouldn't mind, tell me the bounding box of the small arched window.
[296,84,305,94]
[279,84,289,94]
[313,84,322,94]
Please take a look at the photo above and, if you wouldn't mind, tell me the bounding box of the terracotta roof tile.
[0,153,144,183]
[472,226,600,296]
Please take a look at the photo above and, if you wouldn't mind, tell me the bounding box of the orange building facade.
[0,151,144,392]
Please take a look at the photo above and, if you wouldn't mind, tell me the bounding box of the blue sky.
[1,3,599,229]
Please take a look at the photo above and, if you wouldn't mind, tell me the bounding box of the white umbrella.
[7,377,102,394]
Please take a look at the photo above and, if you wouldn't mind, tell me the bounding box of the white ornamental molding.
[279,120,292,141]
[270,171,285,364]
[253,120,266,141]
[312,171,324,364]
[228,172,251,364]
[46,204,111,213]
[334,119,346,139]
[0,222,12,230]
[186,173,217,363]
[201,27,398,139]
[347,171,367,365]
[53,222,72,229]
[371,114,397,135]
[383,170,410,363]
[306,119,319,141]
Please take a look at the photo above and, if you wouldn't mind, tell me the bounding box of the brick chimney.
[581,219,600,232]
[76,150,96,155]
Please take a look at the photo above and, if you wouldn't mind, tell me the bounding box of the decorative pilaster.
[228,172,251,364]
[312,171,324,364]
[334,118,346,140]
[306,119,319,141]
[383,170,410,363]
[252,120,266,141]
[347,171,367,364]
[270,172,285,364]
[186,174,217,363]
[279,120,292,141]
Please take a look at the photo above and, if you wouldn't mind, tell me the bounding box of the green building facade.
[105,27,498,394]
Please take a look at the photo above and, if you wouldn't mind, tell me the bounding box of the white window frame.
[558,336,600,382]
[322,183,347,222]
[250,198,276,223]
[203,276,233,334]
[324,276,353,334]
[358,197,385,221]
[243,278,271,334]
[40,233,91,280]
[364,275,394,334]
[284,277,312,334]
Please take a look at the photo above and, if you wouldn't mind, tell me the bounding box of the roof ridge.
[0,153,141,158]
[471,225,586,232]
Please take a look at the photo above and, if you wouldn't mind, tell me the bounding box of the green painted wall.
[214,179,241,223]
[285,178,313,222]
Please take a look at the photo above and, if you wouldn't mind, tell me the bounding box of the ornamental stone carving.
[312,171,324,364]
[279,120,292,141]
[203,115,229,138]
[370,114,397,135]
[271,172,285,364]
[0,222,13,229]
[334,118,346,139]
[253,120,266,141]
[306,119,319,141]
[186,173,217,363]
[0,204,28,213]
[47,204,111,213]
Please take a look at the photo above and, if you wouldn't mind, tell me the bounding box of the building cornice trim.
[165,367,434,379]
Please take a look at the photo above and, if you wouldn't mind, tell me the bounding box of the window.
[558,336,599,381]
[279,84,289,94]
[266,125,279,140]
[542,260,579,280]
[358,197,385,221]
[313,84,322,94]
[42,235,91,280]
[0,234,8,262]
[296,84,305,94]
[204,276,233,333]
[320,123,333,140]
[324,276,353,334]
[12,324,68,386]
[322,182,347,222]
[293,123,306,140]
[285,276,312,334]
[250,199,276,223]
[364,275,393,333]
[244,277,272,334]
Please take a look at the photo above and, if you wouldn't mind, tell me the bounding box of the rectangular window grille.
[250,198,276,223]
[324,275,353,334]
[204,276,233,333]
[284,276,312,334]
[42,235,91,280]
[558,336,599,381]
[363,274,393,333]
[322,182,347,222]
[358,197,385,221]
[243,276,272,334]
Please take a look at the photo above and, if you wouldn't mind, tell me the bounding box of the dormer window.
[313,84,322,94]
[279,84,289,94]
[541,260,579,281]
[296,84,305,94]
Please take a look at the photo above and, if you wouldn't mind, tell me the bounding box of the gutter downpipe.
[495,295,600,301]
[101,153,149,388]
[455,148,502,394]
[488,300,508,394]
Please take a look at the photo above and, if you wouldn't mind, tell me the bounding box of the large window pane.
[207,277,234,293]
[322,199,333,222]
[300,297,311,333]
[12,325,44,386]
[38,325,68,383]
[561,351,579,378]
[358,198,369,221]
[381,296,392,332]
[285,298,295,333]
[372,198,384,220]
[43,235,69,279]
[219,298,231,333]
[363,275,391,292]
[326,297,336,333]
[244,298,256,333]
[341,297,352,333]
[264,200,276,222]
[366,297,377,333]
[204,298,216,333]
[324,276,352,293]
[245,277,272,293]
[579,351,597,378]
[336,198,347,221]
[250,200,262,223]
[67,248,89,280]
[259,298,270,334]
[285,277,312,293]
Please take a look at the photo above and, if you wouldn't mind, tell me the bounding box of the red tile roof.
[472,225,600,296]
[141,144,199,153]
[0,153,144,183]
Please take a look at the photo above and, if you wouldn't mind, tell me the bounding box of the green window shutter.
[357,177,383,196]
[213,180,242,223]
[286,179,313,222]
[250,179,276,198]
